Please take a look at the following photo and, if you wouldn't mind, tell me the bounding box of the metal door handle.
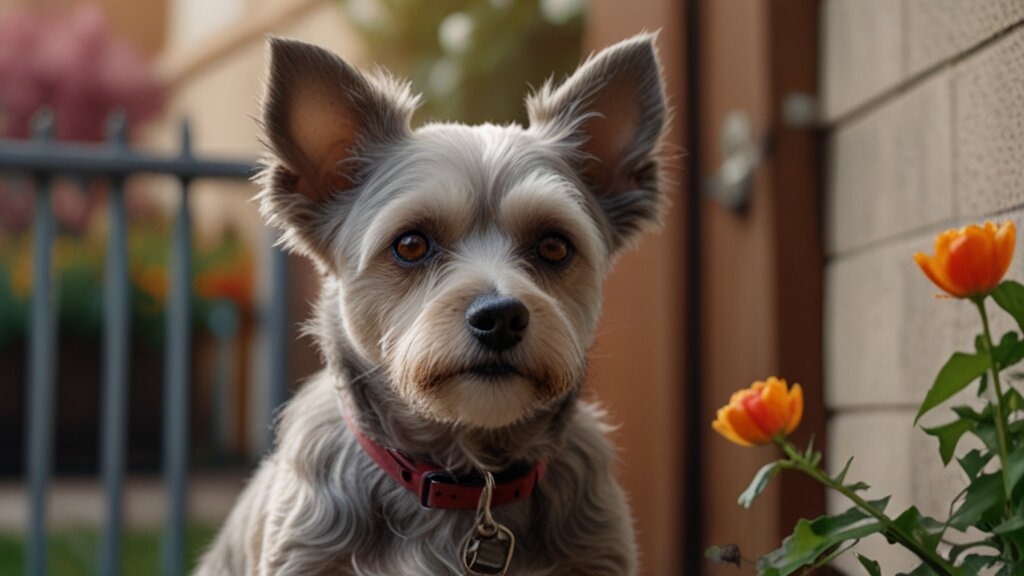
[704,111,761,212]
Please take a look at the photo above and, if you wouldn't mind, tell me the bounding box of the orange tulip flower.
[914,221,1015,299]
[712,377,803,447]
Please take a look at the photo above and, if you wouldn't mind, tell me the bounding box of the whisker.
[349,364,382,386]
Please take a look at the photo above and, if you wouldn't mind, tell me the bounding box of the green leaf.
[993,515,1024,535]
[923,418,976,465]
[808,451,823,468]
[1010,417,1024,436]
[1009,441,1024,488]
[958,449,995,480]
[738,462,780,508]
[756,500,889,576]
[948,538,1000,562]
[950,471,1005,530]
[961,554,1002,573]
[1005,387,1024,413]
[803,434,816,460]
[952,403,992,422]
[891,506,945,552]
[832,456,871,491]
[809,539,860,571]
[998,559,1024,576]
[993,281,1024,333]
[974,423,1001,455]
[947,403,1002,454]
[856,553,881,576]
[835,457,854,484]
[916,352,990,423]
[993,331,1024,372]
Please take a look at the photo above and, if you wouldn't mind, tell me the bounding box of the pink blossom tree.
[0,5,165,232]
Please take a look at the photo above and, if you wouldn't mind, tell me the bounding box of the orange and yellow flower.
[712,377,803,447]
[914,221,1015,299]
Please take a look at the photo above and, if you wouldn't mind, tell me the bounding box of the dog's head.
[258,34,668,430]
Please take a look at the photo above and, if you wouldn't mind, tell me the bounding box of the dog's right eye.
[392,232,431,264]
[536,232,573,266]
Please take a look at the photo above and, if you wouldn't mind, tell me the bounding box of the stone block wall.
[821,2,1024,571]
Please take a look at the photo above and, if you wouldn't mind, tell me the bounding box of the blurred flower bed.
[0,222,253,346]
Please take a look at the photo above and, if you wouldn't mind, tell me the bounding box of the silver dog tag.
[462,522,515,575]
[461,471,515,576]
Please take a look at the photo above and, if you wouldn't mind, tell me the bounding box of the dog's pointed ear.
[258,37,419,265]
[527,33,668,251]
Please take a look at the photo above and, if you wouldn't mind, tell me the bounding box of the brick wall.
[821,2,1024,572]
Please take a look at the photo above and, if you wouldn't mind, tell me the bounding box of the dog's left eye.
[392,232,431,264]
[536,233,573,265]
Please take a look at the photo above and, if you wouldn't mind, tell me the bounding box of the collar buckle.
[420,470,474,508]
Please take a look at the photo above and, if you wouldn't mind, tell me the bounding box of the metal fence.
[0,110,288,576]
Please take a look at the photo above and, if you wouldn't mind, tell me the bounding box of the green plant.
[0,223,252,346]
[709,221,1024,575]
[341,0,585,125]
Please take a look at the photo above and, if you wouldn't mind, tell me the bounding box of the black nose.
[465,295,530,352]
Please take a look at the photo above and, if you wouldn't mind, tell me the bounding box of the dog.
[196,31,668,575]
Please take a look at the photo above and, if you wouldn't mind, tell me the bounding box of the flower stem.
[974,297,1015,515]
[776,440,960,576]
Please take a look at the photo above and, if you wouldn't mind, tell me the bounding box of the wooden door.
[697,0,825,574]
[584,2,689,576]
[584,1,822,573]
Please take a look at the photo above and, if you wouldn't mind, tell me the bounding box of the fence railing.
[0,110,287,576]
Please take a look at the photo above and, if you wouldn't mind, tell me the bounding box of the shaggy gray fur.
[196,33,668,575]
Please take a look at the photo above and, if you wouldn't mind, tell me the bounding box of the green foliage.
[712,279,1024,574]
[993,281,1024,333]
[923,418,976,465]
[0,525,216,576]
[756,501,888,576]
[856,553,881,576]
[341,0,585,126]
[915,351,989,423]
[960,554,1001,574]
[0,224,252,345]
[738,462,780,508]
[958,449,995,480]
[834,457,870,492]
[891,507,945,552]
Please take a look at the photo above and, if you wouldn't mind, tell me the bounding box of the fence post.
[0,110,258,576]
[24,110,57,576]
[266,240,289,447]
[162,119,193,576]
[99,111,131,576]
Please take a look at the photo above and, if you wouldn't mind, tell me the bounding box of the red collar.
[342,406,547,510]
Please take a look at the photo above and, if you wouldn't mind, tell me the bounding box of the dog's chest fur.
[198,372,635,576]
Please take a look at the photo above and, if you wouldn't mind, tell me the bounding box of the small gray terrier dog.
[196,32,668,576]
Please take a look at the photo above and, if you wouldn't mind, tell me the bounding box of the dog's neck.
[310,283,579,474]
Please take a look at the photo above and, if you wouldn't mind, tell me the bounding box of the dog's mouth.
[467,363,520,379]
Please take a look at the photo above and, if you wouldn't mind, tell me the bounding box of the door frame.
[689,0,824,573]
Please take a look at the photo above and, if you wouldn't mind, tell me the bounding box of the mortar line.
[827,18,1024,129]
